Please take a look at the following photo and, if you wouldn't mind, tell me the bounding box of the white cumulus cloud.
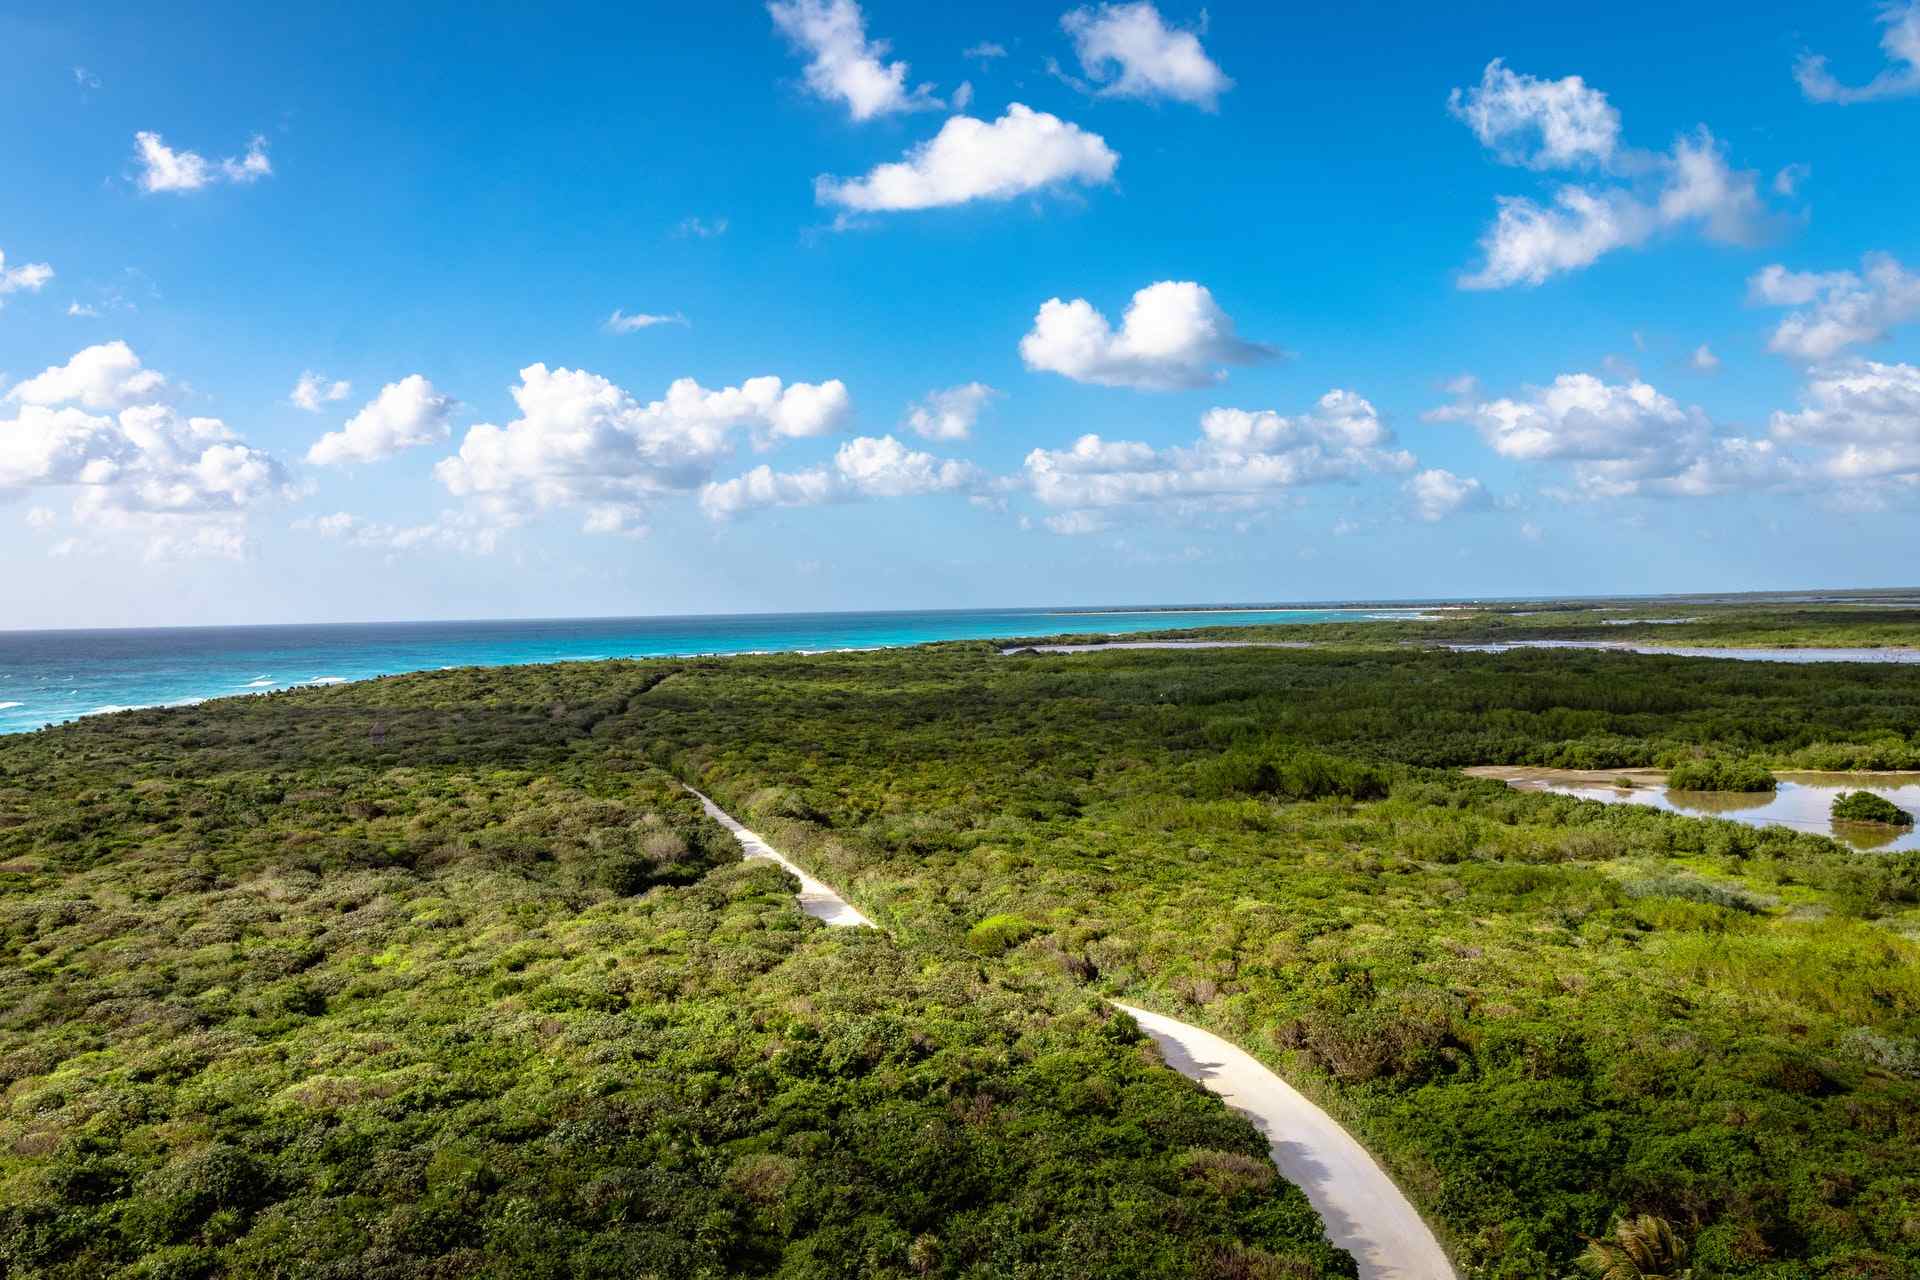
[814,103,1118,212]
[7,340,168,410]
[700,434,980,519]
[1749,253,1920,362]
[1447,58,1621,168]
[1431,372,1793,498]
[769,0,939,121]
[1451,56,1777,290]
[133,131,272,194]
[1019,390,1414,531]
[0,343,287,559]
[1770,359,1920,483]
[306,376,456,466]
[1797,1,1920,104]
[1060,3,1232,109]
[1461,187,1653,290]
[289,371,352,412]
[435,364,852,533]
[1406,468,1493,521]
[903,382,999,440]
[1019,280,1276,390]
[1460,130,1768,289]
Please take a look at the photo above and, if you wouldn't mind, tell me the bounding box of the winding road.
[690,785,1455,1279]
[1115,1002,1455,1280]
[687,787,873,927]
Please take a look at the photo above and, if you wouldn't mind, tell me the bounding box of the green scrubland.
[4,609,1920,1278]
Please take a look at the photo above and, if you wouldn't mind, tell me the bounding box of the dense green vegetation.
[1664,759,1777,793]
[1831,792,1915,828]
[5,610,1920,1279]
[0,716,1352,1279]
[625,641,1919,1278]
[1169,599,1920,654]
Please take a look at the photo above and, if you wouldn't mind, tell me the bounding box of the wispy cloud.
[0,248,54,307]
[133,131,273,193]
[604,309,689,334]
[290,371,352,411]
[1797,1,1920,104]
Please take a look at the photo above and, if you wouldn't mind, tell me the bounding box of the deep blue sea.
[0,606,1426,736]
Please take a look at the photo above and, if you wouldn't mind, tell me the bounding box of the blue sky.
[2,0,1918,627]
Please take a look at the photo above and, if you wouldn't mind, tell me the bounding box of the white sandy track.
[686,787,873,927]
[1115,1002,1456,1280]
[688,787,1452,1278]
[1002,640,1314,655]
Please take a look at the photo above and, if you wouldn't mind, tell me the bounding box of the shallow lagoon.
[1471,766,1920,851]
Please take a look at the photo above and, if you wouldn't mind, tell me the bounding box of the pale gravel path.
[688,786,1452,1278]
[1115,1002,1456,1280]
[686,787,873,927]
[1002,640,1315,655]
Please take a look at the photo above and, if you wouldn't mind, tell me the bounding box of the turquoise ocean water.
[0,606,1425,736]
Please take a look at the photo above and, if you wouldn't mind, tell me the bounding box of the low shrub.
[1665,757,1776,792]
[1622,875,1768,914]
[1831,790,1914,826]
[1196,747,1391,803]
[966,912,1043,955]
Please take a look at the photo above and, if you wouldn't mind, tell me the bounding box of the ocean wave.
[302,676,350,686]
[241,678,276,688]
[0,701,21,710]
[81,695,208,717]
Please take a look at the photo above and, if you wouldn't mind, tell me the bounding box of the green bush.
[1831,790,1915,826]
[1665,757,1776,792]
[966,912,1043,955]
[1196,747,1391,802]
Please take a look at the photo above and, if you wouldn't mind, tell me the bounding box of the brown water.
[1468,767,1920,851]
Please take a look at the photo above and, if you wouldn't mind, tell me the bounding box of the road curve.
[1114,1002,1456,1280]
[686,786,873,927]
[689,786,1451,1278]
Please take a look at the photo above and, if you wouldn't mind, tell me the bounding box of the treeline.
[1175,602,1920,652]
